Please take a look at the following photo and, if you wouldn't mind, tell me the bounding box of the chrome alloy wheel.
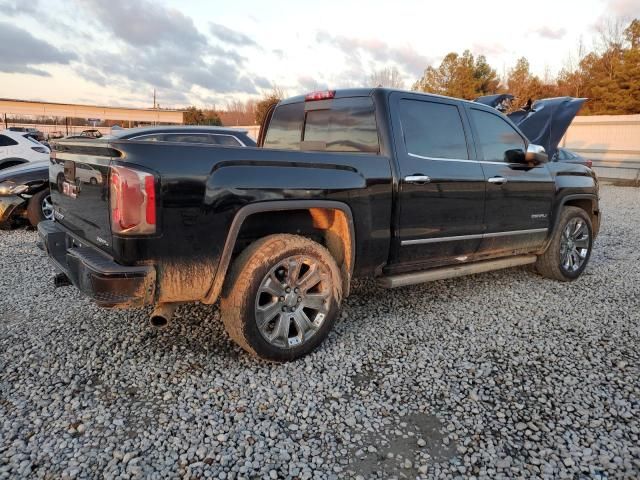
[41,194,54,220]
[560,217,590,272]
[254,255,331,349]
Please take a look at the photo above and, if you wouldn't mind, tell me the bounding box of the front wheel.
[535,206,593,281]
[220,234,343,362]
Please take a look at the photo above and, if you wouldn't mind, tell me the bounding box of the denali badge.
[53,209,64,221]
[531,213,548,219]
[96,236,109,246]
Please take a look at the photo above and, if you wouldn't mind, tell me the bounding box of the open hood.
[474,94,514,111]
[475,95,587,160]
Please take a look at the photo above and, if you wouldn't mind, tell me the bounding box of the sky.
[0,0,638,110]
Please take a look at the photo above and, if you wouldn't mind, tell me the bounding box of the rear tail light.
[110,165,156,235]
[305,90,335,101]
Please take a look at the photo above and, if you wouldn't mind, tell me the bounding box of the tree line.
[413,17,639,115]
[183,17,638,126]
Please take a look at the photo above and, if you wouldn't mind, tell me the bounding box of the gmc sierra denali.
[39,88,600,361]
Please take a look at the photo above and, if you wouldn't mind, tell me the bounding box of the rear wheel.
[26,189,53,227]
[220,234,342,362]
[536,206,593,281]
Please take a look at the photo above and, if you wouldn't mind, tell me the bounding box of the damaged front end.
[475,95,587,160]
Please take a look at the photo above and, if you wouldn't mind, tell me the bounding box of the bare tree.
[369,66,405,89]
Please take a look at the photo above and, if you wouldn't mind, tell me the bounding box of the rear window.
[0,134,18,147]
[398,99,468,159]
[264,97,379,153]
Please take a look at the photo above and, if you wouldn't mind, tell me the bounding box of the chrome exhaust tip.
[149,303,177,329]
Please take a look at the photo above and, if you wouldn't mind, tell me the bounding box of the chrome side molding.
[401,228,548,246]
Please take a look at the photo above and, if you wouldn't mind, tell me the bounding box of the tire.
[56,173,65,192]
[535,206,593,281]
[220,234,343,362]
[26,189,53,227]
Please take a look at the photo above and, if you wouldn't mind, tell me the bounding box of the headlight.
[0,181,29,195]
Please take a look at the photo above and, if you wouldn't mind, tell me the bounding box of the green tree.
[413,50,500,99]
[183,107,222,126]
[255,87,284,126]
[506,57,557,110]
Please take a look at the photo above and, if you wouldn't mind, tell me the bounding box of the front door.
[466,106,554,255]
[390,93,486,269]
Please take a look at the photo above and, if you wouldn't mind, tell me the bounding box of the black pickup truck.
[39,88,600,361]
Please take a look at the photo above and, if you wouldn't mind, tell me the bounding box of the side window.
[263,102,305,150]
[0,135,19,147]
[134,134,165,142]
[163,134,214,144]
[398,99,468,159]
[302,97,379,153]
[213,135,242,147]
[470,109,526,162]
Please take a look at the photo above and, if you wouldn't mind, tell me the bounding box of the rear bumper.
[0,195,26,225]
[38,220,156,307]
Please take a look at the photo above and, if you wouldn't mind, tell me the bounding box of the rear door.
[390,93,486,269]
[466,106,554,255]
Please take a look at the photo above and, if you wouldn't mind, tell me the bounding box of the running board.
[378,255,537,288]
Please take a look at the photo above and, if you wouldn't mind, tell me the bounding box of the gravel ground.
[1,184,639,480]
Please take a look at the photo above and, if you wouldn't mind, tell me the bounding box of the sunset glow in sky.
[1,0,638,109]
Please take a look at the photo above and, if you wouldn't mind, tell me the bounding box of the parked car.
[48,131,65,140]
[0,130,50,169]
[0,161,52,229]
[65,129,104,140]
[7,127,46,142]
[39,88,599,362]
[555,147,593,168]
[105,125,257,147]
[50,126,256,193]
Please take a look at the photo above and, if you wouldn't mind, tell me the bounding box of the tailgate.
[50,139,116,253]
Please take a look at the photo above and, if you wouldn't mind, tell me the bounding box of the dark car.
[555,147,592,168]
[40,88,599,362]
[0,161,52,229]
[107,125,257,147]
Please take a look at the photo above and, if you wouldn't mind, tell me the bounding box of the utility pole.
[153,89,157,125]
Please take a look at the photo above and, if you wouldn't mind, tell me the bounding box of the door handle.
[404,174,431,184]
[487,176,507,185]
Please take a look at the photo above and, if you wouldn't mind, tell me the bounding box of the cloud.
[0,22,76,76]
[72,0,264,101]
[79,0,207,50]
[0,0,39,16]
[316,31,431,76]
[606,0,640,16]
[297,75,327,92]
[210,22,256,47]
[471,42,508,56]
[532,26,568,40]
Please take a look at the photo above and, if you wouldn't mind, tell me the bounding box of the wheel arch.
[541,193,599,253]
[202,200,356,305]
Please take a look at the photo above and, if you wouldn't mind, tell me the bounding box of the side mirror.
[525,144,548,164]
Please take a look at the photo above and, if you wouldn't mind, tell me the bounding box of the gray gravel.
[1,184,639,479]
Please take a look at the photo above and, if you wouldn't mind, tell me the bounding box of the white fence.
[562,115,640,184]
